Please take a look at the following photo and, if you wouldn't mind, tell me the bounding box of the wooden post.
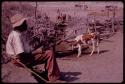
[86,6,91,34]
[86,14,89,33]
[35,2,37,19]
[74,8,76,17]
[112,6,115,33]
[107,7,110,19]
[105,6,111,33]
[86,18,91,34]
[93,12,97,33]
[19,2,22,12]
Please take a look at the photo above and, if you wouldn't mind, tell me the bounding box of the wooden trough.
[55,41,89,57]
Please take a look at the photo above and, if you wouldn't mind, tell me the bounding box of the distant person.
[6,14,65,83]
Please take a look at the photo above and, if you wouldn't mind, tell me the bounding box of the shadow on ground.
[60,72,81,82]
[98,50,110,54]
[56,48,110,58]
[31,71,81,83]
[56,47,89,58]
[82,49,110,55]
[102,39,114,42]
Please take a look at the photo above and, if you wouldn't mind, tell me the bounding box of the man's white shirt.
[6,31,31,58]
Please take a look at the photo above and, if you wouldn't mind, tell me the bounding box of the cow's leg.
[71,44,74,51]
[90,39,95,56]
[81,39,87,45]
[77,44,82,57]
[96,39,99,55]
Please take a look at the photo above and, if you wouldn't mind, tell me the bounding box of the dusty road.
[57,30,123,83]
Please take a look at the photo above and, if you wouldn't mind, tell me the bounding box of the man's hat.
[10,14,27,28]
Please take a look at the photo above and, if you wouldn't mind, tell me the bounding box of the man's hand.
[32,46,43,55]
[11,57,23,67]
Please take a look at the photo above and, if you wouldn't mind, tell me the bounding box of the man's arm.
[11,52,31,66]
[31,46,43,55]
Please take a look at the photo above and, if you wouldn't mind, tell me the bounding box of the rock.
[2,62,38,83]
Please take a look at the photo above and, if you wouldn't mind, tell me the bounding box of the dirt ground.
[2,29,123,83]
[57,29,123,83]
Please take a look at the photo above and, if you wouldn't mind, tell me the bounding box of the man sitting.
[6,14,65,83]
